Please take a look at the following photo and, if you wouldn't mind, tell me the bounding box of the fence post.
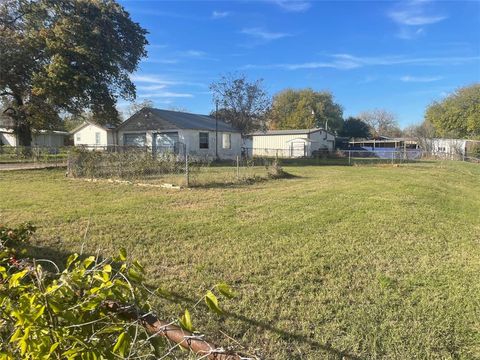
[185,150,189,188]
[236,155,240,180]
[348,150,351,165]
[391,150,394,165]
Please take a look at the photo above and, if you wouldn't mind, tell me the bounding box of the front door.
[290,141,306,158]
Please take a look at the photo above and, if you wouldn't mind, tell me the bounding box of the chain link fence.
[0,146,69,165]
[66,145,284,187]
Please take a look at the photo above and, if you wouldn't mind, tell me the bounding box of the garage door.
[123,133,146,147]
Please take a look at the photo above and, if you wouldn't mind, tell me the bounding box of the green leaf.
[66,253,79,269]
[205,290,222,315]
[119,248,127,261]
[9,269,28,288]
[179,309,193,332]
[112,332,129,357]
[103,264,112,273]
[216,283,235,299]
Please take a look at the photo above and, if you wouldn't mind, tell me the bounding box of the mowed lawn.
[1,161,479,359]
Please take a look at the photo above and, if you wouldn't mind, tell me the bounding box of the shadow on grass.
[168,291,362,360]
[189,172,300,189]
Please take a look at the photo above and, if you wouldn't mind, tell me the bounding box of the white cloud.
[137,92,193,98]
[212,11,230,19]
[136,84,168,91]
[389,10,446,26]
[400,75,443,82]
[241,27,292,41]
[388,0,447,39]
[130,75,180,85]
[243,53,480,71]
[270,0,311,12]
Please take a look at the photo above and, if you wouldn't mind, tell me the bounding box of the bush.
[0,223,237,359]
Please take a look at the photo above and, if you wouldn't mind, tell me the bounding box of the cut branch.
[103,300,245,360]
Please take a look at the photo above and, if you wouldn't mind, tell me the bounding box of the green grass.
[1,161,479,359]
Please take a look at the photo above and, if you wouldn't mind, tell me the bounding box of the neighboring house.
[115,108,242,160]
[0,117,69,147]
[246,128,335,158]
[428,138,480,158]
[70,121,117,148]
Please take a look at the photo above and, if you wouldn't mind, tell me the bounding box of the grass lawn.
[1,161,479,359]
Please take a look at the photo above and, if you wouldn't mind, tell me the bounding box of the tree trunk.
[16,121,32,147]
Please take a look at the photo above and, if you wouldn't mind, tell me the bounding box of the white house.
[70,121,117,148]
[1,124,69,147]
[70,108,242,160]
[245,128,336,158]
[428,138,480,159]
[116,108,242,160]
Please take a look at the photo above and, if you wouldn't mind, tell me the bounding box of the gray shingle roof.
[118,108,239,132]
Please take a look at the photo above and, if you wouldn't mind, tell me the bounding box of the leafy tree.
[268,88,343,132]
[210,73,270,135]
[425,84,480,138]
[0,0,148,146]
[339,117,370,139]
[358,109,402,138]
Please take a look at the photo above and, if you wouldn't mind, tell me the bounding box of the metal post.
[215,101,218,160]
[236,155,240,180]
[185,149,189,187]
[348,150,351,165]
[391,150,394,165]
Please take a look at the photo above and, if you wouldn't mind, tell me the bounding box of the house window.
[95,132,101,145]
[222,133,231,149]
[76,134,81,142]
[199,132,209,149]
[124,133,146,147]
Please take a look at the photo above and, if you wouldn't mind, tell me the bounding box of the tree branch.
[103,300,246,360]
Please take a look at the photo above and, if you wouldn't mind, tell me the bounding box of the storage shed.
[246,128,335,158]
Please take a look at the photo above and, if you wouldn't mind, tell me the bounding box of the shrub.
[0,223,237,359]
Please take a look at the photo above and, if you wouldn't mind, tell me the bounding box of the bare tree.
[127,99,154,117]
[358,109,402,138]
[210,73,270,135]
[404,120,436,153]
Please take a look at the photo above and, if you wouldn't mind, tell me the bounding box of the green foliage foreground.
[0,224,235,359]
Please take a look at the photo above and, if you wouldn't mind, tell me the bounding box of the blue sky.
[119,0,480,127]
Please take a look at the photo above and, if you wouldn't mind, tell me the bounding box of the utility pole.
[215,101,218,160]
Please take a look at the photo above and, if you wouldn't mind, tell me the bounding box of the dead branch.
[103,300,244,360]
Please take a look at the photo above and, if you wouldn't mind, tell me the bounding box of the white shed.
[246,128,335,158]
[0,127,69,147]
[70,121,117,149]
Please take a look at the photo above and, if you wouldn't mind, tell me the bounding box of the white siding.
[116,128,242,160]
[32,133,67,147]
[73,124,111,147]
[249,130,335,157]
[0,129,17,146]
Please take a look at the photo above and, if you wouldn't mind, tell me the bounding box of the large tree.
[268,88,343,132]
[0,0,148,146]
[339,117,370,139]
[425,84,480,138]
[358,109,402,138]
[210,73,270,135]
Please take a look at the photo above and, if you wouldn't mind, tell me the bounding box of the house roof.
[117,108,239,132]
[249,128,333,136]
[70,121,116,134]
